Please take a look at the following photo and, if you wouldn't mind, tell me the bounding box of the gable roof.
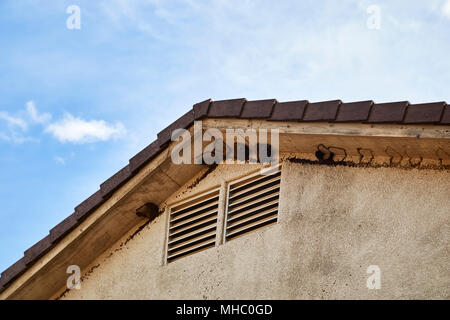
[0,97,449,295]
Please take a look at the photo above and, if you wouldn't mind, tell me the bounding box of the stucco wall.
[61,161,449,299]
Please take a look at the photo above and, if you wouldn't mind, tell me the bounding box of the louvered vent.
[225,166,281,241]
[167,188,219,262]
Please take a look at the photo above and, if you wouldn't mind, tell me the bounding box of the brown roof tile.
[49,213,78,243]
[302,100,341,121]
[403,102,445,124]
[240,99,276,118]
[193,99,212,120]
[157,110,194,147]
[0,258,27,288]
[335,100,373,122]
[268,100,308,121]
[439,105,450,124]
[74,190,104,222]
[24,236,53,265]
[100,165,132,197]
[129,140,161,173]
[368,101,409,123]
[207,98,246,118]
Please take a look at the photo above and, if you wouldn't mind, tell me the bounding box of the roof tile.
[335,100,373,122]
[129,140,160,173]
[193,99,212,120]
[24,236,53,265]
[157,110,194,147]
[302,100,341,121]
[268,100,308,121]
[0,257,27,288]
[49,213,78,243]
[440,105,450,124]
[100,165,132,197]
[207,98,246,118]
[368,101,408,123]
[240,99,276,118]
[74,190,103,222]
[403,102,445,124]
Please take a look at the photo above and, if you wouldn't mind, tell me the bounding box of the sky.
[0,0,450,272]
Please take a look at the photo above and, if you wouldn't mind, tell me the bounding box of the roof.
[0,97,449,294]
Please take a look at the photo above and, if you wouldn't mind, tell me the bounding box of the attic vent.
[167,188,220,262]
[225,166,281,241]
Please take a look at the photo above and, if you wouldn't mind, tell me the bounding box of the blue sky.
[0,0,450,272]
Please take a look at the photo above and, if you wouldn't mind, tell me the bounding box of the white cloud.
[26,101,51,124]
[0,132,11,141]
[54,156,66,165]
[0,111,27,130]
[0,101,49,143]
[1,101,126,144]
[45,113,126,143]
[0,110,32,143]
[443,0,450,18]
[0,130,38,144]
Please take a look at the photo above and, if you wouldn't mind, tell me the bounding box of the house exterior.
[0,98,449,300]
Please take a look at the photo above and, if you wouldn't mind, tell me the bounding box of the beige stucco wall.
[61,160,449,299]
